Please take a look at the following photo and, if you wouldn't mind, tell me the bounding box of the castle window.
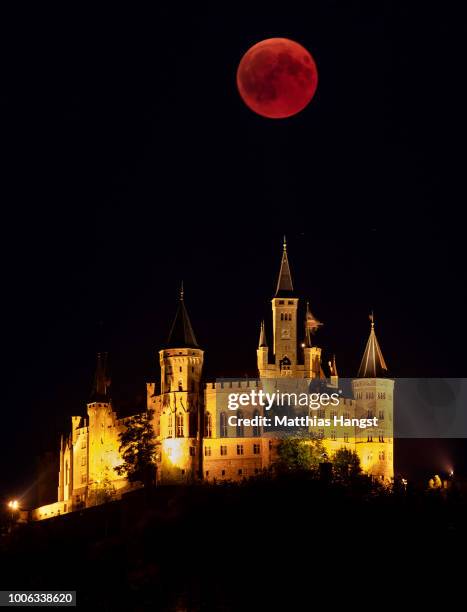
[367,435,373,442]
[331,431,336,441]
[318,429,325,439]
[81,473,86,484]
[236,411,244,437]
[168,414,173,438]
[179,367,182,372]
[204,446,212,456]
[221,470,226,476]
[178,380,183,391]
[269,440,273,451]
[378,411,384,420]
[367,410,373,418]
[238,469,243,476]
[190,446,196,456]
[192,367,194,373]
[206,471,209,477]
[220,445,227,456]
[176,413,184,437]
[81,456,86,466]
[166,447,172,456]
[236,444,244,455]
[81,439,86,449]
[288,300,293,305]
[318,409,325,419]
[253,443,260,454]
[278,300,284,305]
[189,412,197,437]
[288,313,292,321]
[204,412,212,438]
[280,313,284,321]
[344,434,349,443]
[220,412,228,438]
[252,410,260,436]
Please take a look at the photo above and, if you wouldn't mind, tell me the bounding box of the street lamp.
[8,500,19,511]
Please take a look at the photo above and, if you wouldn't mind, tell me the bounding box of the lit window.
[252,409,260,436]
[204,412,212,438]
[220,412,228,438]
[236,411,244,437]
[176,413,184,437]
[168,414,173,438]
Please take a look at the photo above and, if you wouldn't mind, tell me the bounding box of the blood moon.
[236,38,318,119]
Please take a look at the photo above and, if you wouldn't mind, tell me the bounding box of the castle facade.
[32,241,394,520]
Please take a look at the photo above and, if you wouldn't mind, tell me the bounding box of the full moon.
[237,38,318,119]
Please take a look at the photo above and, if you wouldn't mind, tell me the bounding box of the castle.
[32,240,394,520]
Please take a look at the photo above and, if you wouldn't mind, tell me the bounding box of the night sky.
[1,3,466,501]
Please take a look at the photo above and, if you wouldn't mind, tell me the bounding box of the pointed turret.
[357,313,388,378]
[258,321,267,348]
[89,352,110,403]
[167,283,199,349]
[275,236,294,297]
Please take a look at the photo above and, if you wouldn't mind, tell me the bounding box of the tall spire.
[357,313,388,378]
[329,354,338,377]
[89,352,110,403]
[275,236,294,297]
[258,320,268,348]
[167,284,199,348]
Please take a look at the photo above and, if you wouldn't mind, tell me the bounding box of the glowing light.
[8,500,19,510]
[164,439,184,465]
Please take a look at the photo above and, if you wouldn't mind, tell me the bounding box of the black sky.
[1,3,466,499]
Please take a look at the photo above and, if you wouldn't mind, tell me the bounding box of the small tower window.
[236,411,244,438]
[178,379,183,391]
[220,412,228,438]
[176,413,184,437]
[168,414,173,438]
[252,409,260,437]
[204,412,212,438]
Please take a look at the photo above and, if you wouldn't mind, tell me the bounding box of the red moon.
[237,38,318,119]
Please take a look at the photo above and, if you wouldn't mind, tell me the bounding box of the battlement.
[205,379,261,390]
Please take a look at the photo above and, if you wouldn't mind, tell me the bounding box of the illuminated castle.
[32,240,394,520]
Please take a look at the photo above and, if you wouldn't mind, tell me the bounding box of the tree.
[115,409,157,486]
[275,436,325,472]
[88,469,116,506]
[332,448,361,479]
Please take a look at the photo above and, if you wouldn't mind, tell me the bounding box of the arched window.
[280,313,284,321]
[176,413,184,437]
[204,412,212,438]
[236,410,244,438]
[220,412,228,438]
[252,409,260,437]
[178,379,183,391]
[168,414,173,437]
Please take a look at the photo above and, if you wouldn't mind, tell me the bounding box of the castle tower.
[272,237,299,374]
[159,284,204,481]
[86,352,120,500]
[352,314,394,482]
